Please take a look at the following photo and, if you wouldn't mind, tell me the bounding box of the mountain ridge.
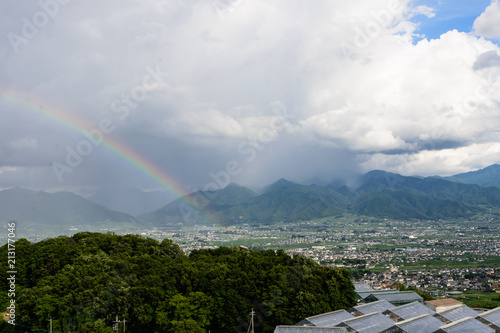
[4,164,500,227]
[87,186,175,216]
[0,187,137,227]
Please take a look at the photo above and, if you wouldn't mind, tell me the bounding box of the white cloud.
[410,5,436,18]
[297,30,500,157]
[360,141,500,176]
[473,0,500,39]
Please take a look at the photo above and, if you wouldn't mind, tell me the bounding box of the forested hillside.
[0,233,355,333]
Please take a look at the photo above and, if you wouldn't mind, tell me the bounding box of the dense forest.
[0,232,355,332]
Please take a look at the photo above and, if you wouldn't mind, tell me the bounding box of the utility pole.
[114,315,120,332]
[247,308,255,333]
[113,315,126,333]
[49,317,52,333]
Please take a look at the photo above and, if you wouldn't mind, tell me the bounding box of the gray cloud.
[473,50,500,70]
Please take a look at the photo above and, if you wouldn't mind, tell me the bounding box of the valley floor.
[4,214,500,304]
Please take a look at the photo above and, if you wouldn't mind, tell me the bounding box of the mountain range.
[87,186,175,216]
[2,164,500,228]
[140,164,500,226]
[0,187,136,227]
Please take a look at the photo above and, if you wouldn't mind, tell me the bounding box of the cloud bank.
[1,0,500,195]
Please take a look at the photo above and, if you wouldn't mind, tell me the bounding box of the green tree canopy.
[1,232,355,333]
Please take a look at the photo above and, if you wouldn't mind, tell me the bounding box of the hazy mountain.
[261,178,296,193]
[205,183,259,206]
[350,189,479,219]
[0,187,136,226]
[138,183,258,226]
[138,169,500,226]
[354,170,422,195]
[6,164,500,228]
[87,186,175,216]
[221,184,349,225]
[448,164,500,188]
[356,170,500,207]
[139,183,349,226]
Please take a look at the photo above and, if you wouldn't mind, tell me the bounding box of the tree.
[170,319,205,333]
[156,292,213,331]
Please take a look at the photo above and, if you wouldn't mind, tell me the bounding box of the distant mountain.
[138,169,500,226]
[355,170,500,207]
[354,170,421,195]
[138,183,258,226]
[138,183,348,226]
[261,178,296,193]
[6,164,500,229]
[221,184,348,225]
[350,189,479,219]
[205,183,259,207]
[87,186,175,216]
[0,187,136,226]
[448,164,500,188]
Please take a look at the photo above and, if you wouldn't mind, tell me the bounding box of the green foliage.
[156,292,213,331]
[455,292,500,309]
[0,233,355,333]
[168,319,205,333]
[392,282,407,291]
[81,319,114,333]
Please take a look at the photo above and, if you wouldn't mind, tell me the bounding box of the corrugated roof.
[384,301,435,320]
[351,300,394,315]
[478,306,500,328]
[396,314,446,333]
[354,283,374,292]
[436,317,494,333]
[274,326,347,333]
[297,310,354,327]
[366,291,423,303]
[436,305,479,322]
[356,289,398,299]
[339,312,395,333]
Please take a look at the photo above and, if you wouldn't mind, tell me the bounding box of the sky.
[1,0,500,197]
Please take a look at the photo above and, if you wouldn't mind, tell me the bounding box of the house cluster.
[274,283,500,332]
[361,267,500,292]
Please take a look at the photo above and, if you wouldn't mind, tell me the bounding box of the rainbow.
[0,87,209,223]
